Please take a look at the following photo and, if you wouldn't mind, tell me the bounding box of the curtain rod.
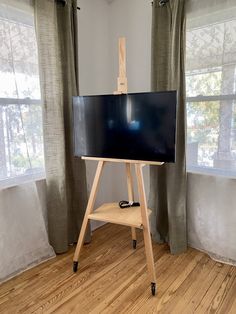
[151,0,169,6]
[56,0,80,10]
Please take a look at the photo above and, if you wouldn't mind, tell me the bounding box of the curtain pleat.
[34,0,90,253]
[149,0,187,254]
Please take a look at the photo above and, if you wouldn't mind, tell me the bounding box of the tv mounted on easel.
[73,90,177,163]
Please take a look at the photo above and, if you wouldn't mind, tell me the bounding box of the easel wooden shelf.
[73,38,162,296]
[88,202,152,228]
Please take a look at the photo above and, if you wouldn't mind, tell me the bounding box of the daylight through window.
[0,2,44,184]
[186,14,236,176]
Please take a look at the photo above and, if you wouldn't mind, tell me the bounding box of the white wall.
[78,0,126,229]
[78,0,152,230]
[78,0,113,95]
[78,0,152,94]
[108,0,152,93]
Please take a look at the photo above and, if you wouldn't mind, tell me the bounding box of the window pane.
[0,3,44,183]
[186,21,236,74]
[0,6,40,99]
[187,101,220,168]
[186,70,222,97]
[186,98,236,175]
[0,103,44,179]
[186,16,236,176]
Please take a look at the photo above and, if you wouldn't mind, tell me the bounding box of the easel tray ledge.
[82,156,164,166]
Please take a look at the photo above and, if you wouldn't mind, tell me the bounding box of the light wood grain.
[1,224,235,314]
[118,37,126,78]
[88,202,151,228]
[126,163,134,202]
[114,37,128,93]
[126,163,137,241]
[82,156,164,166]
[77,157,156,295]
[194,265,236,314]
[73,160,104,262]
[135,164,156,284]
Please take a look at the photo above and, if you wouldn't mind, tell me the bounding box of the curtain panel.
[149,0,187,254]
[35,0,89,253]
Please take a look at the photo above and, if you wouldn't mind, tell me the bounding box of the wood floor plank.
[0,223,120,296]
[228,294,236,314]
[0,224,132,313]
[194,263,236,314]
[153,254,214,313]
[19,227,138,313]
[83,245,169,314]
[102,249,199,314]
[129,250,204,314]
[99,248,179,314]
[204,267,236,313]
[0,224,235,314]
[175,261,230,313]
[50,246,148,314]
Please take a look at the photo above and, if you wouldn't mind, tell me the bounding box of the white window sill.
[0,172,46,190]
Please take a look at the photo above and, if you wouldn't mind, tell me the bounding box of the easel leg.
[126,163,137,249]
[135,164,157,295]
[131,227,137,249]
[73,160,105,272]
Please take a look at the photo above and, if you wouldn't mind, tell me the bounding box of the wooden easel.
[73,38,163,296]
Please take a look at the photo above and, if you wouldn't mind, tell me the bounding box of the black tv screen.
[73,91,177,163]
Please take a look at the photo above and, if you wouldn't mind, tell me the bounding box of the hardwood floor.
[0,224,236,313]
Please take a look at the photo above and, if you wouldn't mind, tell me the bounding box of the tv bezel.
[72,90,177,164]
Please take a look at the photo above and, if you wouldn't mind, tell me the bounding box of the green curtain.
[149,0,187,254]
[35,0,90,254]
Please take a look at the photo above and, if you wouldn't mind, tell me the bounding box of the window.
[0,1,44,186]
[186,6,236,177]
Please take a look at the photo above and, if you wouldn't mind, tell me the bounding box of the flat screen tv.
[73,91,177,163]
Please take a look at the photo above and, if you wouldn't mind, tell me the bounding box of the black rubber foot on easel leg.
[73,261,79,273]
[132,240,137,249]
[151,282,156,296]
